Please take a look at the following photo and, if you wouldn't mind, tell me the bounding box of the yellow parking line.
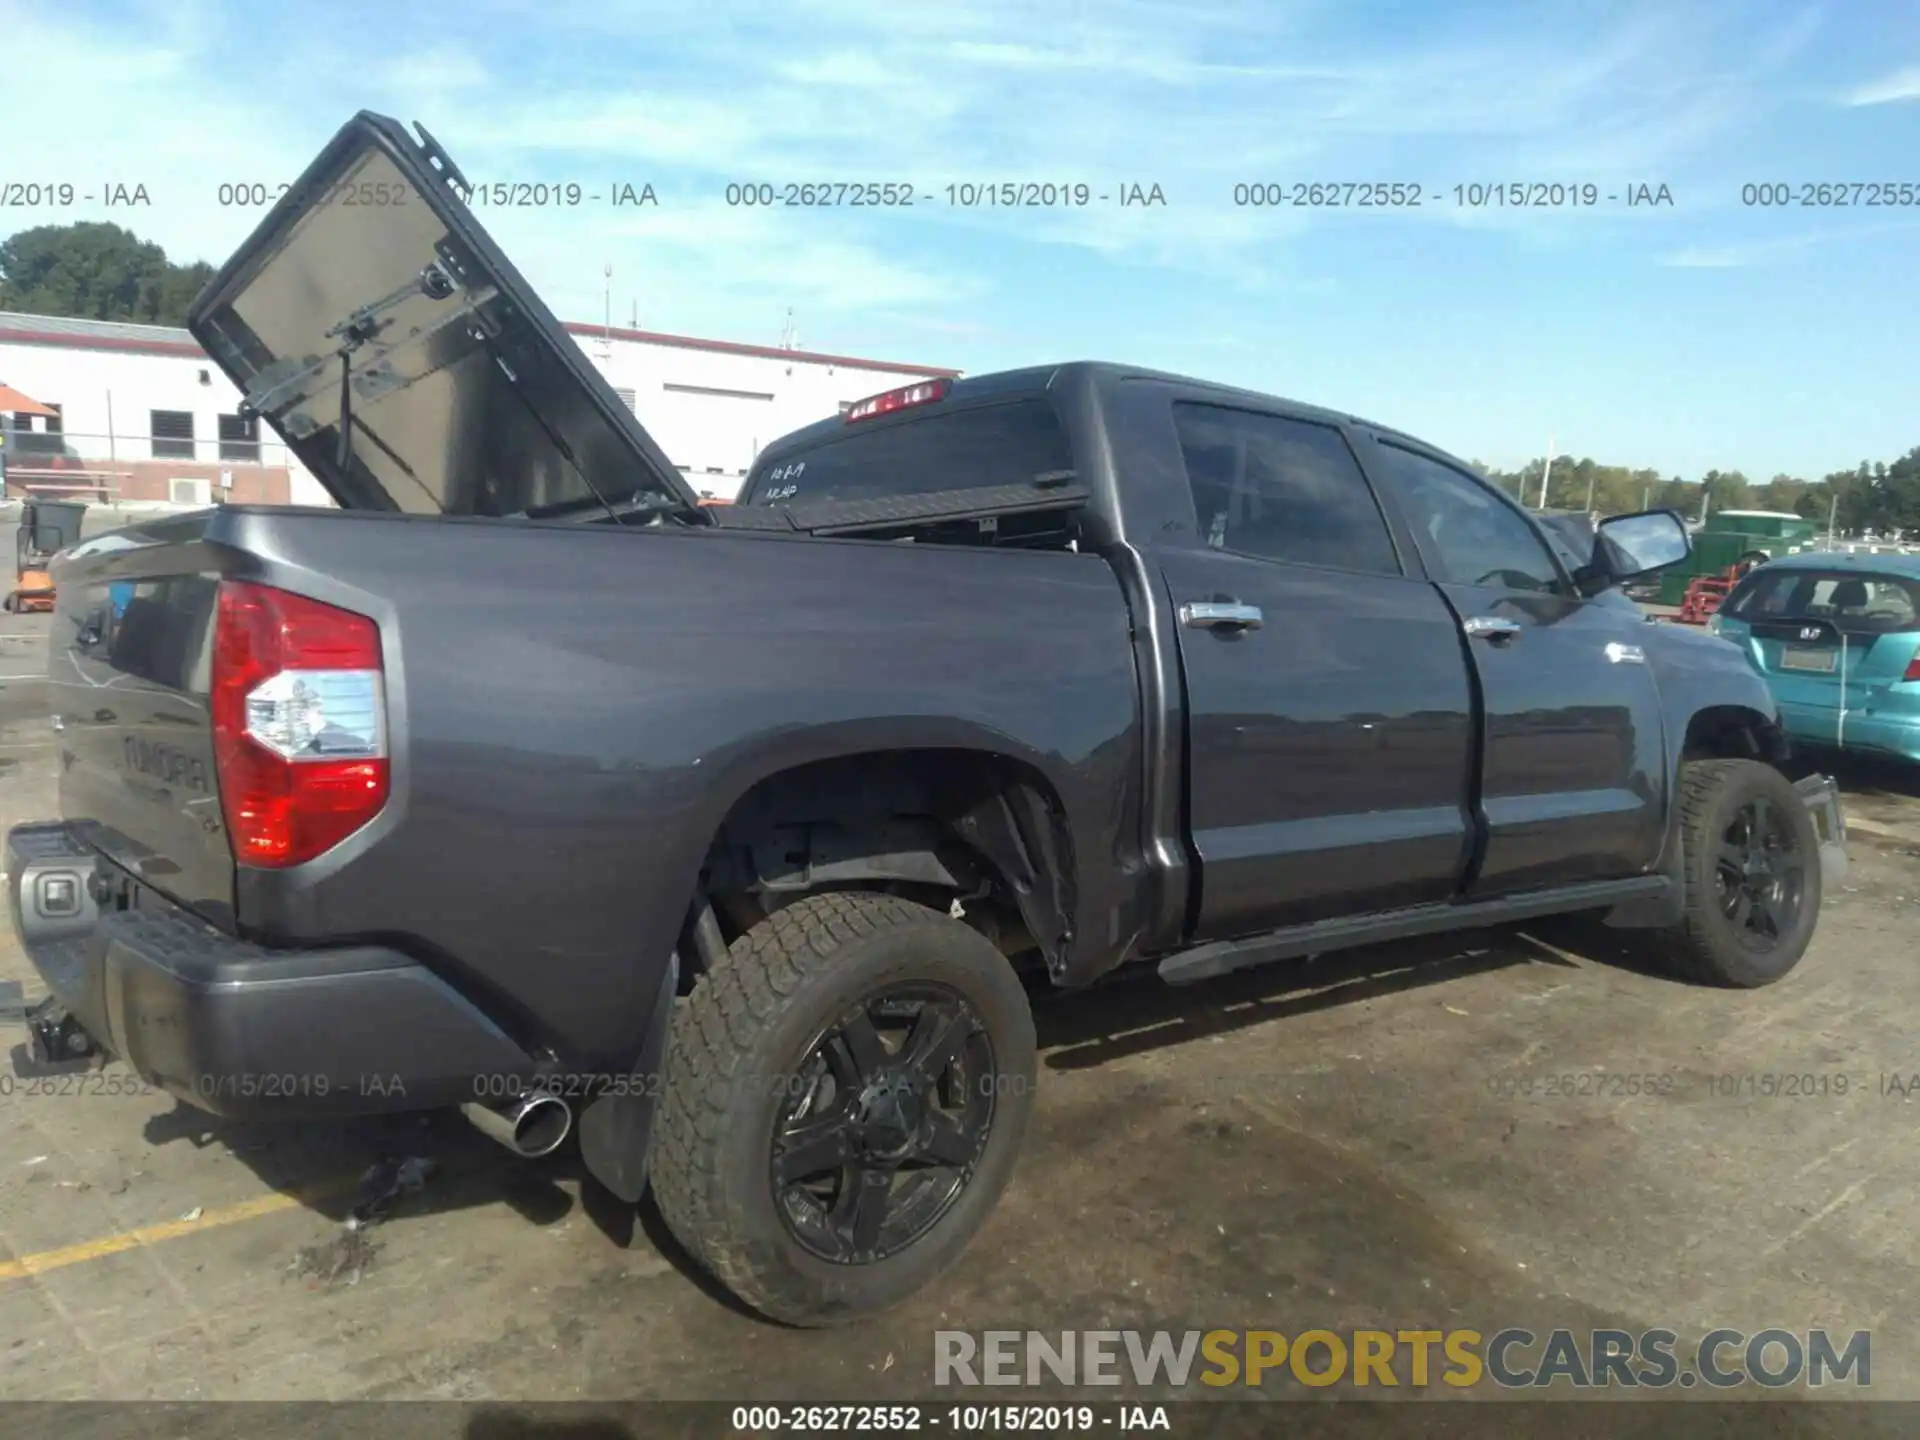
[0,1178,356,1283]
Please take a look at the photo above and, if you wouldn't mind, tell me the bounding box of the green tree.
[0,222,214,326]
[1699,469,1753,514]
[1759,474,1808,512]
[1885,446,1920,533]
[1657,476,1696,514]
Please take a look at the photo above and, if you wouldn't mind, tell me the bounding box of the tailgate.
[47,516,234,927]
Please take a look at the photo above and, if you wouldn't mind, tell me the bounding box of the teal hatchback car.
[1710,552,1920,763]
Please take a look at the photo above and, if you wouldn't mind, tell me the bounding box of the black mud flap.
[577,953,678,1204]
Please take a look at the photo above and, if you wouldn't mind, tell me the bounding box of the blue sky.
[1,0,1916,480]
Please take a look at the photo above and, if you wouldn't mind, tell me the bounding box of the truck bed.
[45,504,1141,1071]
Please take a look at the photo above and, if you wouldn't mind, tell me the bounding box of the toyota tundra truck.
[7,112,1845,1328]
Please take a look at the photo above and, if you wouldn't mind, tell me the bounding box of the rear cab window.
[1726,569,1920,634]
[741,396,1074,508]
[1170,404,1401,575]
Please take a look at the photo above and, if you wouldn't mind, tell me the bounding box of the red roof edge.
[0,320,958,377]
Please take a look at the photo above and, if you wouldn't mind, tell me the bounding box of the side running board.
[1156,876,1672,986]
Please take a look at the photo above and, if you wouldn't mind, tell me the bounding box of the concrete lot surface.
[0,606,1917,1422]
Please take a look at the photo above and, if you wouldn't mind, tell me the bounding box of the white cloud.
[0,0,1854,343]
[374,46,493,96]
[1658,240,1797,268]
[482,200,990,341]
[1840,64,1920,106]
[0,2,320,262]
[1657,217,1920,268]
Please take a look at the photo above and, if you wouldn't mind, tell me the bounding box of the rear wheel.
[1650,759,1821,986]
[650,891,1036,1326]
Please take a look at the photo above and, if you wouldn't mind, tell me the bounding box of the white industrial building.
[0,310,957,507]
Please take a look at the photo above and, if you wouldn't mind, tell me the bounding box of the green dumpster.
[1656,510,1821,605]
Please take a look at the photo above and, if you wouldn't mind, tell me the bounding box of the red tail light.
[211,580,389,868]
[1904,652,1920,683]
[844,377,950,422]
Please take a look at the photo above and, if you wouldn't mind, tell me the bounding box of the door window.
[1172,405,1400,575]
[1371,443,1564,592]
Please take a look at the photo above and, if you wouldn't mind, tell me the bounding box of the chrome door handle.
[1181,601,1263,631]
[1463,615,1522,644]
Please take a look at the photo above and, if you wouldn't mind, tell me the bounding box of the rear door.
[1357,437,1670,894]
[1154,403,1476,941]
[1721,568,1920,743]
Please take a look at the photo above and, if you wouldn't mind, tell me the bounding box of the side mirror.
[1574,508,1691,597]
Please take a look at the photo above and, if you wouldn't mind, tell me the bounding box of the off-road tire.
[1650,758,1821,987]
[650,891,1037,1326]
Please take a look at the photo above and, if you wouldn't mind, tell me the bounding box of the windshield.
[1725,568,1920,634]
[742,397,1073,507]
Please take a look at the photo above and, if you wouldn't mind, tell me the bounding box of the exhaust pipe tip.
[461,1093,573,1158]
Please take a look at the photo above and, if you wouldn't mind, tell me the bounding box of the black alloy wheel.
[1714,791,1807,952]
[771,983,996,1265]
[650,890,1038,1325]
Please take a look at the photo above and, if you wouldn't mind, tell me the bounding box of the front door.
[1358,438,1669,894]
[1156,403,1477,942]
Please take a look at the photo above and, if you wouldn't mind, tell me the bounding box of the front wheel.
[1650,758,1822,987]
[650,891,1037,1326]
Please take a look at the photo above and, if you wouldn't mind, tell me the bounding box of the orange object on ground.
[13,567,54,613]
[7,498,88,613]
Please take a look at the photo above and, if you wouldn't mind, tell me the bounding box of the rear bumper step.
[5,822,539,1118]
[23,993,96,1067]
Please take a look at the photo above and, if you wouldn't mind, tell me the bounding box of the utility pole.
[1827,489,1839,547]
[1584,470,1596,516]
[1537,434,1555,509]
[591,265,613,362]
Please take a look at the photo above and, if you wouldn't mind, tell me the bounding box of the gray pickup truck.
[9,113,1844,1327]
